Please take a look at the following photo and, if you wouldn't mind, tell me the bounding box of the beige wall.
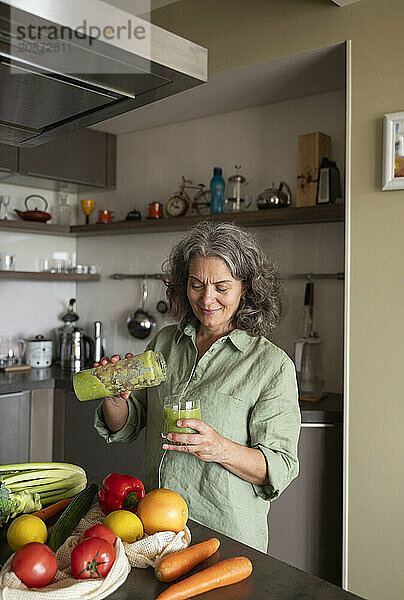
[148,1,404,599]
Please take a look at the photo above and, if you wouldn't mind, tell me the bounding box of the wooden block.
[296,132,331,207]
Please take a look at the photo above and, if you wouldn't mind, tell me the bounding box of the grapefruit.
[137,489,188,534]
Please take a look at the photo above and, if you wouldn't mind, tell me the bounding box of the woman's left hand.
[162,419,229,463]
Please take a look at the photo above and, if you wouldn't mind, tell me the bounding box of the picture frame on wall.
[382,111,404,190]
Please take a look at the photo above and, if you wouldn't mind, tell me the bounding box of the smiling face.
[187,255,244,336]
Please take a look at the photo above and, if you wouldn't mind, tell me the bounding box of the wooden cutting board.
[1,364,32,372]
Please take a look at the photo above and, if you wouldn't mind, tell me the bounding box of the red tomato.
[11,542,57,588]
[78,524,116,547]
[71,537,115,579]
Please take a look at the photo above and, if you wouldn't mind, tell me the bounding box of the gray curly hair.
[162,221,282,338]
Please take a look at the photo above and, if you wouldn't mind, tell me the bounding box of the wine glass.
[0,196,10,220]
[80,199,96,224]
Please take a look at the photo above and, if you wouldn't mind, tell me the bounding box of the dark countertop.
[119,520,362,600]
[0,518,362,600]
[0,367,342,423]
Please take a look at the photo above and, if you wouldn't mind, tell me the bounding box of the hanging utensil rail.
[282,272,344,280]
[111,273,164,280]
[111,272,344,281]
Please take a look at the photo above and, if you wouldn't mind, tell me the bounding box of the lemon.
[103,510,143,543]
[7,514,48,552]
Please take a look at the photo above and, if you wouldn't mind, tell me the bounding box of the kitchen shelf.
[70,205,344,235]
[0,271,100,282]
[0,220,70,236]
[0,205,344,237]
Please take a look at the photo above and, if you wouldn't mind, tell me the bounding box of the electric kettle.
[55,299,94,371]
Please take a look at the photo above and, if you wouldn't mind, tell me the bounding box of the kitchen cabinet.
[53,389,145,482]
[268,422,342,585]
[19,129,116,190]
[0,143,18,178]
[0,390,31,464]
[0,129,116,191]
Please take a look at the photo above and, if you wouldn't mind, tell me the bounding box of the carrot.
[32,498,73,520]
[155,556,253,600]
[155,538,220,582]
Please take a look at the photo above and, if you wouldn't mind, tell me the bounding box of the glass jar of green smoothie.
[161,394,201,446]
[73,350,166,401]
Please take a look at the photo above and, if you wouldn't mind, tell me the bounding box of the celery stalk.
[0,462,87,524]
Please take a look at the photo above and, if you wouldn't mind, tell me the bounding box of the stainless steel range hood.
[0,0,207,147]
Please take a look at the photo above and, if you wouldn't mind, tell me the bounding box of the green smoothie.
[162,406,201,444]
[73,350,166,401]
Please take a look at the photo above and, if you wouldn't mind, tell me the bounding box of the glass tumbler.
[162,394,201,446]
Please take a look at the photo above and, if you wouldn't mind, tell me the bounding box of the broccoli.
[0,479,41,526]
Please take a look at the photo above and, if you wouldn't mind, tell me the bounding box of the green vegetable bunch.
[0,481,41,524]
[0,463,87,526]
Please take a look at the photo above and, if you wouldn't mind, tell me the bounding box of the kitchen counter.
[0,367,342,424]
[0,518,362,600]
[0,366,73,395]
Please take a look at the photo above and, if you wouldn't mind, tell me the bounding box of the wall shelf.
[0,220,70,236]
[0,271,100,282]
[71,205,345,236]
[0,205,344,237]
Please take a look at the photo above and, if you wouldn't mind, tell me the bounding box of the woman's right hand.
[94,353,134,401]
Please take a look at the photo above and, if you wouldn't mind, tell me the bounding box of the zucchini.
[48,483,98,552]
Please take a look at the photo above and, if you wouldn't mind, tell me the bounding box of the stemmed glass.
[0,196,10,220]
[80,199,95,225]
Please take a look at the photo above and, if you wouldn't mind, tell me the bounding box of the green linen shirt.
[94,323,300,552]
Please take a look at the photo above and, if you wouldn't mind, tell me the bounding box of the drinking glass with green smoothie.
[162,394,201,446]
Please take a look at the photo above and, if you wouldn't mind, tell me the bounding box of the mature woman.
[94,221,300,552]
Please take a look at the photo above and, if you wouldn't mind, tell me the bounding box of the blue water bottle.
[210,167,225,214]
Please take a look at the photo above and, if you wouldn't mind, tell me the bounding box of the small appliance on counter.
[54,299,95,371]
[25,335,53,368]
[294,278,326,401]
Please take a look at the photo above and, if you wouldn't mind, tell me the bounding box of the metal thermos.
[93,321,103,363]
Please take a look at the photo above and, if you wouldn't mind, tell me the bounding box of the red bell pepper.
[98,473,145,515]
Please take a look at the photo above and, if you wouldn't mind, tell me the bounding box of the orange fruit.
[137,489,188,535]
